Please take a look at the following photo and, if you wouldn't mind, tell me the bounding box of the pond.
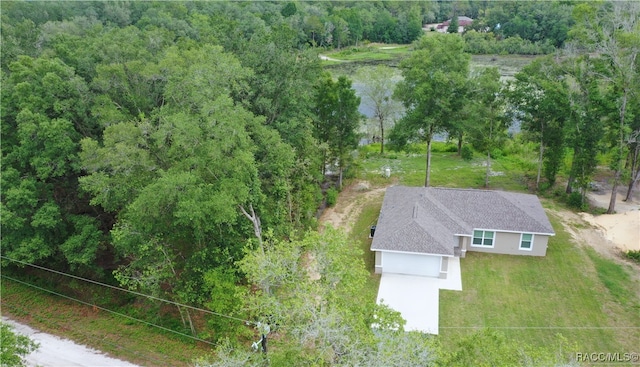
[327,55,536,143]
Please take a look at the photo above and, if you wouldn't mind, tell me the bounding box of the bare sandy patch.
[318,54,342,62]
[550,204,639,282]
[581,211,640,252]
[582,181,639,254]
[319,180,390,234]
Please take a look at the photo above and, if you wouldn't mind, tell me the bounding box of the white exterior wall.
[380,252,442,277]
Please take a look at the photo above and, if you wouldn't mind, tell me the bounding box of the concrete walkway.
[376,257,462,334]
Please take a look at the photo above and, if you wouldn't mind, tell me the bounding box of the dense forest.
[2,1,639,365]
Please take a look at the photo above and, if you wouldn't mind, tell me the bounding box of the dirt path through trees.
[319,180,389,233]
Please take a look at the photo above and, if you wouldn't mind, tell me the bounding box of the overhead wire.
[1,302,169,366]
[1,255,254,326]
[1,274,218,346]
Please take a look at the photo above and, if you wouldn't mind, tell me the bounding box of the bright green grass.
[358,143,533,192]
[585,247,638,306]
[350,149,639,353]
[326,44,411,62]
[438,214,640,352]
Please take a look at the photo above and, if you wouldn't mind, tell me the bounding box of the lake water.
[351,76,521,144]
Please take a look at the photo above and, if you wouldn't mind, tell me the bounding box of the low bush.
[463,31,555,55]
[461,145,474,161]
[359,143,381,156]
[567,191,586,210]
[326,188,339,207]
[624,250,640,263]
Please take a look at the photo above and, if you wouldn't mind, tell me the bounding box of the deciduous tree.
[570,1,640,213]
[392,34,470,187]
[507,56,570,189]
[355,65,402,154]
[314,74,362,188]
[0,323,39,367]
[562,55,605,202]
[467,67,508,187]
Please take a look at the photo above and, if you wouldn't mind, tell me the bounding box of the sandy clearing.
[584,185,640,254]
[319,180,389,233]
[581,211,640,252]
[550,208,612,257]
[2,317,141,367]
[318,54,343,62]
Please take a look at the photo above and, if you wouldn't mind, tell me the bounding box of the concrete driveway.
[376,257,462,334]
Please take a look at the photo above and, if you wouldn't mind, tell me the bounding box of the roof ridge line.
[497,191,552,231]
[408,219,455,255]
[422,188,471,229]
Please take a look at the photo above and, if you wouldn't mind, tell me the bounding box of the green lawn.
[438,213,640,352]
[324,44,411,63]
[358,142,535,192]
[350,149,640,354]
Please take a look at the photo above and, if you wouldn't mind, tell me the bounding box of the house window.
[472,230,494,247]
[520,233,534,250]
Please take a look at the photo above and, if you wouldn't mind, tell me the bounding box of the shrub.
[360,143,381,156]
[491,148,504,158]
[567,191,584,209]
[431,142,457,153]
[461,145,474,161]
[326,188,338,207]
[404,143,425,154]
[445,144,458,153]
[624,250,640,263]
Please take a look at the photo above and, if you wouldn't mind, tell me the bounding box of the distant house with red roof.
[435,16,473,33]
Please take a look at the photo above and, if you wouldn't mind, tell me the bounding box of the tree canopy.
[0,1,636,365]
[392,34,470,187]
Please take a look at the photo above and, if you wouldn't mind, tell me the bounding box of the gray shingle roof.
[371,186,555,255]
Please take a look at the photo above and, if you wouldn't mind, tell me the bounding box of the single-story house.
[371,186,555,279]
[435,16,474,33]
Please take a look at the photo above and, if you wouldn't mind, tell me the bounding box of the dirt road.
[2,317,140,367]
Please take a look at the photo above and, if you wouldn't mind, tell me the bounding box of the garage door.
[382,252,441,277]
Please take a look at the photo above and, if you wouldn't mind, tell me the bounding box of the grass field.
[349,145,640,355]
[322,43,411,63]
[1,277,211,367]
[471,54,538,80]
[349,196,384,305]
[438,212,640,352]
[323,43,539,81]
[357,142,536,192]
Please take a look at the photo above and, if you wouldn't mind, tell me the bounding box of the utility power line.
[1,255,253,326]
[2,302,169,366]
[2,275,218,346]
